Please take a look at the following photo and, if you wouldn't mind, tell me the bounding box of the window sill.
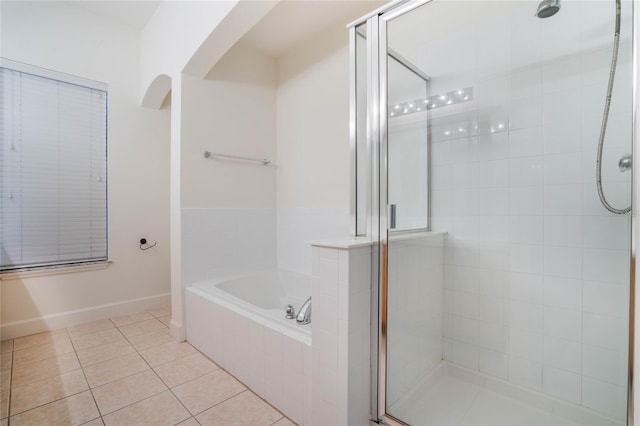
[0,261,112,281]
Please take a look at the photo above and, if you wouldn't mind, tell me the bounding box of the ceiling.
[66,1,161,30]
[239,0,384,58]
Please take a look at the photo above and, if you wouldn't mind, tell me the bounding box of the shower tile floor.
[391,363,623,426]
[0,307,295,426]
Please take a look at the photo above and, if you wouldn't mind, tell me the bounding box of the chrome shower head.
[535,0,560,18]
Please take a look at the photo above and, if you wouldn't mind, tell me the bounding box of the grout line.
[268,415,285,426]
[69,327,104,421]
[6,341,13,426]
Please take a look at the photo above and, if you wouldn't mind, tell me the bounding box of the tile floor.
[392,366,622,426]
[0,307,295,426]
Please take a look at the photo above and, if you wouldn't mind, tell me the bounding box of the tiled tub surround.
[181,208,277,286]
[185,272,312,425]
[410,0,635,421]
[310,241,372,426]
[0,307,294,426]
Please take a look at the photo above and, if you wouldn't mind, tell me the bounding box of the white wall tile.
[509,127,543,158]
[479,216,509,242]
[509,186,543,215]
[479,132,509,160]
[582,216,630,250]
[544,184,582,215]
[479,188,509,215]
[510,272,543,304]
[583,281,628,318]
[583,248,629,284]
[509,96,542,130]
[510,356,542,390]
[479,322,507,352]
[543,336,581,373]
[543,246,582,279]
[509,156,544,187]
[452,340,478,370]
[452,315,479,344]
[544,307,581,341]
[543,276,581,310]
[543,366,581,404]
[453,291,479,319]
[479,348,508,379]
[543,216,582,247]
[510,216,543,245]
[544,152,582,185]
[479,160,508,188]
[510,300,543,332]
[479,296,507,324]
[582,344,627,386]
[509,328,542,362]
[583,313,627,351]
[509,244,543,274]
[582,377,627,421]
[543,120,582,154]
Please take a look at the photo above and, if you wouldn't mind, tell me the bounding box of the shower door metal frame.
[376,1,435,425]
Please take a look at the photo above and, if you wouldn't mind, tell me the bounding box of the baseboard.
[1,292,171,339]
[170,318,185,342]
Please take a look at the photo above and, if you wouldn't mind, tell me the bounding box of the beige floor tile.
[10,390,99,426]
[13,338,74,367]
[139,341,198,367]
[148,306,171,318]
[67,319,115,337]
[92,370,167,415]
[195,391,282,426]
[10,369,88,414]
[1,418,5,426]
[103,390,190,426]
[1,389,8,419]
[81,418,105,426]
[71,328,122,351]
[128,329,174,352]
[0,341,13,354]
[13,329,69,352]
[83,353,149,388]
[118,318,166,338]
[176,418,200,426]
[272,417,296,426]
[76,337,134,367]
[110,312,153,327]
[12,352,81,387]
[173,370,246,415]
[157,315,172,327]
[1,370,10,393]
[0,353,11,372]
[154,352,219,388]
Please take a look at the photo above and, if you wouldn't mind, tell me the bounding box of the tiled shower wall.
[417,0,633,421]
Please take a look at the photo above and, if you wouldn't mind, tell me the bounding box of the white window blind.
[0,61,108,272]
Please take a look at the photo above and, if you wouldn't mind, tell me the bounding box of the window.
[0,59,108,272]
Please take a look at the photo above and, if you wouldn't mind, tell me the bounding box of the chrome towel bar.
[203,151,271,165]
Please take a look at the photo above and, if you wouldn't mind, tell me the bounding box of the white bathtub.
[185,270,312,425]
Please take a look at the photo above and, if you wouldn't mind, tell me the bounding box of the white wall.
[276,24,351,274]
[0,1,170,338]
[140,1,236,99]
[180,44,278,285]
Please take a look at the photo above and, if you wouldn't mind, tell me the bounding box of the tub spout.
[296,297,312,325]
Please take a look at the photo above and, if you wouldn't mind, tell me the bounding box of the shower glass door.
[376,0,634,425]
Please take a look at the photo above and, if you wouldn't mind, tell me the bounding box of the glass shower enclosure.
[350,0,635,425]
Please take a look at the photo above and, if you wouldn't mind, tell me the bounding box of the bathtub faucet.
[296,297,312,325]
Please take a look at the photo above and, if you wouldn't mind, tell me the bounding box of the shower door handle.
[388,204,397,230]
